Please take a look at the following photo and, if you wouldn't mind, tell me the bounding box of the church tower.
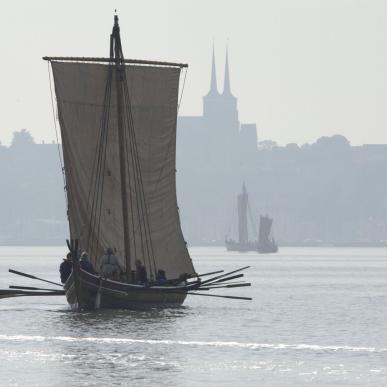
[202,45,240,138]
[203,45,220,117]
[220,47,238,124]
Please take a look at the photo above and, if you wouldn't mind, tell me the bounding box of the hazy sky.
[0,0,386,146]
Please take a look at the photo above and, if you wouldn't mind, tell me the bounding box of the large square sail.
[51,61,195,280]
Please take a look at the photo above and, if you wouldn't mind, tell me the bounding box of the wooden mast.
[238,183,248,245]
[112,15,132,281]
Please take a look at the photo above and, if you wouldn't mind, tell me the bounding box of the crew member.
[156,269,167,285]
[80,251,96,274]
[100,247,124,280]
[135,260,148,284]
[59,252,72,284]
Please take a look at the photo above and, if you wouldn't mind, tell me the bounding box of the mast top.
[113,14,119,34]
[242,182,247,195]
[43,14,188,68]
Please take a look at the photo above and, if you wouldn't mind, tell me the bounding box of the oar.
[196,281,246,289]
[190,269,224,279]
[1,289,64,296]
[0,289,65,299]
[204,273,245,285]
[187,292,252,301]
[200,266,250,286]
[9,269,62,287]
[199,283,251,290]
[170,270,228,286]
[187,275,245,290]
[9,285,61,292]
[195,281,248,289]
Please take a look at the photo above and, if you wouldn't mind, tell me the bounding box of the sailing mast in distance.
[258,215,278,254]
[238,183,249,245]
[225,184,278,254]
[226,183,258,252]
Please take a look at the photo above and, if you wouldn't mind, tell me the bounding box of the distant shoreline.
[1,242,387,248]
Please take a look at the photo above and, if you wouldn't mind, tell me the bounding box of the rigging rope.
[121,63,157,279]
[68,29,183,279]
[113,33,157,278]
[47,62,67,207]
[86,66,113,261]
[84,35,158,279]
[177,67,188,113]
[150,66,188,210]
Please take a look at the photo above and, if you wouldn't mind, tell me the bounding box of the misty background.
[1,1,387,246]
[1,0,387,146]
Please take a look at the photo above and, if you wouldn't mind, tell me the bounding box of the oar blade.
[9,269,62,287]
[9,285,61,292]
[0,289,65,300]
[200,266,250,285]
[188,292,252,301]
[205,273,244,285]
[190,269,224,279]
[201,283,252,290]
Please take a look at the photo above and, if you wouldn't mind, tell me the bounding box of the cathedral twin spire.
[223,47,231,95]
[208,45,219,96]
[207,44,233,97]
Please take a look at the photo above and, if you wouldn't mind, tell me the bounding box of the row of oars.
[0,266,252,301]
[0,269,64,299]
[186,266,252,300]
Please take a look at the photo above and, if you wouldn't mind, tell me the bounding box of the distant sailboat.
[257,215,278,254]
[225,184,278,254]
[225,184,258,252]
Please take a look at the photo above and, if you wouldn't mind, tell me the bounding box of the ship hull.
[257,244,278,254]
[225,240,258,252]
[64,268,188,310]
[225,240,278,254]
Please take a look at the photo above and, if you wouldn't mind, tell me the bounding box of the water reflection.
[3,247,387,386]
[43,306,191,385]
[57,305,191,331]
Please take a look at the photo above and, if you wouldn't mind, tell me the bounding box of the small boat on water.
[8,14,250,310]
[257,215,278,254]
[225,184,278,254]
[226,184,259,252]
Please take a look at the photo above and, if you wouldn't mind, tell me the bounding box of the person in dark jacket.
[156,269,167,285]
[60,253,73,284]
[80,251,96,274]
[135,260,148,284]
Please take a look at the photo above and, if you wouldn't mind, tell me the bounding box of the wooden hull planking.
[225,240,278,254]
[64,269,188,310]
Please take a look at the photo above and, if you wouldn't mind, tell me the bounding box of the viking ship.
[2,15,251,309]
[225,184,278,254]
[225,184,259,252]
[257,215,278,254]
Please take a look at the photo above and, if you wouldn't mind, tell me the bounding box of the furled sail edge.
[43,56,188,68]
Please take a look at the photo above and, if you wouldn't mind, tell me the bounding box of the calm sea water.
[0,246,387,386]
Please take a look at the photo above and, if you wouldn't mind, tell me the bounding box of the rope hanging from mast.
[47,62,68,211]
[85,65,113,260]
[85,15,157,280]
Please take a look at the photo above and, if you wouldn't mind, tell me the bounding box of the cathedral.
[177,47,258,166]
[176,48,259,244]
